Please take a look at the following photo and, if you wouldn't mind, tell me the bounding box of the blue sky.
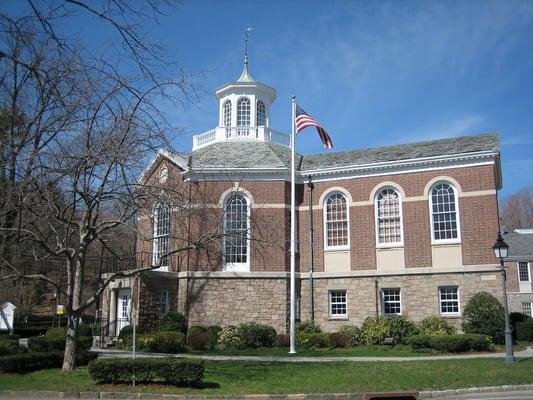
[7,0,533,199]
[155,0,533,199]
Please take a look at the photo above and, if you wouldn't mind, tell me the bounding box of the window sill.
[329,317,348,321]
[431,240,461,246]
[324,247,350,252]
[440,314,461,318]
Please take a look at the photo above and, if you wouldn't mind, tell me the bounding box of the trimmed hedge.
[0,339,22,356]
[329,332,351,348]
[88,357,204,386]
[516,320,533,341]
[14,326,48,338]
[28,334,92,352]
[296,321,321,334]
[406,334,493,353]
[0,351,97,373]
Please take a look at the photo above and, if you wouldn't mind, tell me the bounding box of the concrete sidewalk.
[92,346,533,362]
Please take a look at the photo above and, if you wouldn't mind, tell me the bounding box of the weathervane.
[244,26,253,56]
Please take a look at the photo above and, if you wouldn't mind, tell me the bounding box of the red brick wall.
[138,158,500,273]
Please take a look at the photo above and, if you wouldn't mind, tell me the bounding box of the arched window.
[224,193,250,271]
[430,183,459,241]
[376,188,402,245]
[237,98,251,127]
[153,203,170,269]
[256,100,266,126]
[223,100,232,127]
[324,193,349,248]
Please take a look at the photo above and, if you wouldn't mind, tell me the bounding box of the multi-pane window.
[439,287,459,315]
[376,188,402,245]
[159,290,169,316]
[518,262,530,282]
[325,193,349,248]
[153,204,170,268]
[256,100,266,126]
[223,100,232,126]
[237,98,251,127]
[522,302,532,318]
[431,183,459,241]
[382,288,402,315]
[224,193,249,269]
[329,290,347,318]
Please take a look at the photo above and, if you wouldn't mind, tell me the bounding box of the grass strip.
[0,358,532,395]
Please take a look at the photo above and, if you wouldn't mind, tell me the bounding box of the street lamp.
[492,233,515,363]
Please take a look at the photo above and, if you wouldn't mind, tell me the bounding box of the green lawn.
[1,358,532,395]
[191,345,426,357]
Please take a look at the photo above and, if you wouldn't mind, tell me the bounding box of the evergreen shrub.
[339,325,363,347]
[296,332,329,349]
[0,351,97,373]
[516,320,533,341]
[159,312,187,333]
[296,321,321,334]
[361,316,391,345]
[237,322,277,348]
[418,316,456,335]
[386,316,419,344]
[462,292,505,344]
[328,332,351,348]
[137,331,186,353]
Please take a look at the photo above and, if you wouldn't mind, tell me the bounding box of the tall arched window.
[224,193,250,271]
[430,183,459,241]
[153,203,170,269]
[376,188,403,245]
[324,193,349,248]
[237,98,251,127]
[256,100,266,126]
[223,100,232,127]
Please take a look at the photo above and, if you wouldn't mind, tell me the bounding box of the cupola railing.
[192,126,290,150]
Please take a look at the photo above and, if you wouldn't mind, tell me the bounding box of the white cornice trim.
[142,264,501,279]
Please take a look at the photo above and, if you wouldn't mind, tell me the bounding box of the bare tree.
[0,1,204,371]
[500,186,533,232]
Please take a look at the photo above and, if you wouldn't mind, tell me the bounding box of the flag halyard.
[295,105,333,149]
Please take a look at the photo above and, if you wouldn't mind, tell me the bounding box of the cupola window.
[256,100,266,126]
[237,98,251,127]
[223,100,232,127]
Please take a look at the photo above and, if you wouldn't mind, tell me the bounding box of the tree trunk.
[62,314,78,371]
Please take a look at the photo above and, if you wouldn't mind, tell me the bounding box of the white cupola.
[215,54,276,128]
[192,55,290,150]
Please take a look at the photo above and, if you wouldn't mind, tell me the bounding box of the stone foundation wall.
[300,270,502,332]
[185,277,289,333]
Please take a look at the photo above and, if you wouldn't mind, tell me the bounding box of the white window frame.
[521,302,533,318]
[152,203,170,271]
[329,290,347,319]
[237,97,251,127]
[518,261,531,282]
[223,192,250,272]
[429,182,461,244]
[223,100,232,127]
[159,290,169,316]
[439,286,460,316]
[323,191,350,250]
[382,288,402,316]
[375,187,404,247]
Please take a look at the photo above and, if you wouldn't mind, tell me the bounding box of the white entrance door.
[116,288,132,336]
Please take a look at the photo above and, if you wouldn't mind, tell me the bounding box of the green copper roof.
[236,54,255,83]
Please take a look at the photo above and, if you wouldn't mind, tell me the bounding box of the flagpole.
[289,95,297,354]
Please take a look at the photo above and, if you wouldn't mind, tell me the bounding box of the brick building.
[100,57,506,337]
[503,229,533,318]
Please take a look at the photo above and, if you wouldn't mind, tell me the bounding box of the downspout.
[375,279,379,317]
[307,176,315,322]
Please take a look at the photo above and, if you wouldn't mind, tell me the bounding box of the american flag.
[295,105,333,149]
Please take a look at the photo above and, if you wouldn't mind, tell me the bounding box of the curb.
[418,383,533,399]
[1,386,533,400]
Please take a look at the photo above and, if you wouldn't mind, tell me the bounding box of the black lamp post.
[492,233,515,363]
